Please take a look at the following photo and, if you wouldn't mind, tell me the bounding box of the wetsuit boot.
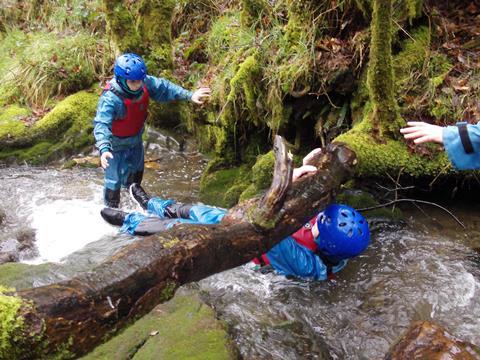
[100,208,128,226]
[129,183,150,210]
[104,188,120,208]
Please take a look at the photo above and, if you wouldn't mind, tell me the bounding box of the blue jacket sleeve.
[265,236,347,281]
[443,122,480,170]
[145,75,193,102]
[93,92,121,154]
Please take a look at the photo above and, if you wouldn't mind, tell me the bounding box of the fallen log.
[0,137,356,359]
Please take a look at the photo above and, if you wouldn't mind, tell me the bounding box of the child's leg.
[104,150,125,208]
[124,143,144,188]
[188,205,227,224]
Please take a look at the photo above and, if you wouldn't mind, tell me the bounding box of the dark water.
[0,130,479,358]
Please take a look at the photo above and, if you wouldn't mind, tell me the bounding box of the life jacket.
[253,216,338,279]
[253,216,318,266]
[104,82,150,137]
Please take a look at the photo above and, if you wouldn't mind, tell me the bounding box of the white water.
[26,196,117,264]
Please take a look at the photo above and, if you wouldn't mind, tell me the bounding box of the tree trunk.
[367,0,402,138]
[0,138,357,359]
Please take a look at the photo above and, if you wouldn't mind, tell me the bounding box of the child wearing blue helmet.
[94,53,211,207]
[100,150,371,281]
[253,203,370,280]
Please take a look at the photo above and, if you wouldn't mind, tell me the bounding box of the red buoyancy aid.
[104,83,150,137]
[253,215,318,266]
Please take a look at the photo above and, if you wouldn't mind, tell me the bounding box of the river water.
[0,132,479,359]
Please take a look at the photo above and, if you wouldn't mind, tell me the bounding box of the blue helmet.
[114,53,147,80]
[315,204,370,261]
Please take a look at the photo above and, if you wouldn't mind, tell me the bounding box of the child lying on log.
[100,149,370,281]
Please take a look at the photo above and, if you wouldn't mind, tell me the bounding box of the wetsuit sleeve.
[443,122,480,170]
[93,92,118,154]
[145,75,193,102]
[265,236,329,280]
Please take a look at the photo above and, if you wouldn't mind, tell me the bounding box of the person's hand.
[400,121,444,145]
[292,165,317,182]
[302,148,322,166]
[191,87,211,104]
[101,151,113,169]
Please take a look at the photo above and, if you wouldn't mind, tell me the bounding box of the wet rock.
[0,252,18,265]
[0,209,5,226]
[385,321,480,360]
[16,228,38,259]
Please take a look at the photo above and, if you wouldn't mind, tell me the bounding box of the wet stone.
[385,321,480,360]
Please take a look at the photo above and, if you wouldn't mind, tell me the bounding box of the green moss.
[81,289,234,360]
[0,105,30,140]
[335,129,451,178]
[367,0,402,137]
[102,0,143,52]
[0,91,97,164]
[137,0,176,73]
[200,165,249,207]
[0,287,25,359]
[0,263,53,290]
[251,150,274,188]
[226,54,262,126]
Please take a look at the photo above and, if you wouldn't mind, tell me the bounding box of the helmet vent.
[347,229,353,237]
[339,222,347,227]
[341,211,348,217]
[358,228,363,235]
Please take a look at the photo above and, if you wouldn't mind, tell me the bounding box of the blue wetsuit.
[93,76,192,207]
[443,122,480,169]
[122,198,346,280]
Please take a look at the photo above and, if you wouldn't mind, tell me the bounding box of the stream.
[0,130,479,359]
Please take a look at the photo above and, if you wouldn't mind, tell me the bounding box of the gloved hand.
[101,151,113,169]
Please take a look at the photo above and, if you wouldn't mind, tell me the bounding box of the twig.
[358,199,465,229]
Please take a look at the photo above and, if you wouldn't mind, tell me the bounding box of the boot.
[104,188,120,208]
[100,208,127,226]
[129,183,150,210]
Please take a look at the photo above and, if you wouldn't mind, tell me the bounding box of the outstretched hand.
[302,148,322,166]
[292,165,317,182]
[101,151,113,169]
[191,87,211,104]
[400,121,444,145]
[292,148,322,182]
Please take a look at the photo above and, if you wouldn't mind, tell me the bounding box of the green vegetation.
[0,91,98,164]
[0,29,113,108]
[81,289,235,360]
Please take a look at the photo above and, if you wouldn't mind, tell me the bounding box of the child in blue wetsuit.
[100,182,370,281]
[401,121,480,169]
[94,53,211,208]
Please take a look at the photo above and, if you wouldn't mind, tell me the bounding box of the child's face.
[126,79,144,91]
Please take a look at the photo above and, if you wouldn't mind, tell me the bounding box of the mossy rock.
[0,262,53,290]
[81,287,236,360]
[200,165,250,208]
[0,91,98,165]
[335,130,452,178]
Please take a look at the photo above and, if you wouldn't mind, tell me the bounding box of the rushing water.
[0,132,479,358]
